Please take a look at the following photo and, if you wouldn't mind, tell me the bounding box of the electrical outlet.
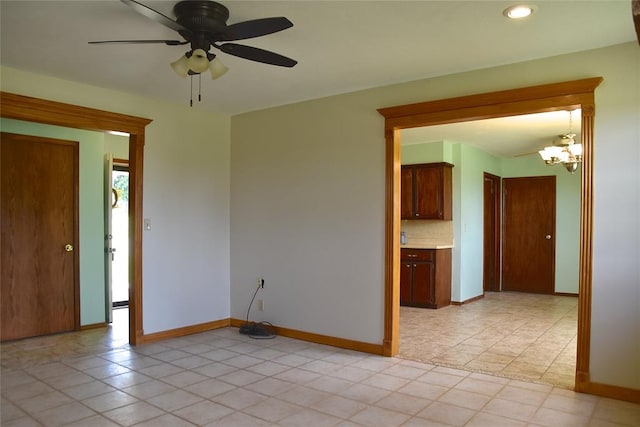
[256,277,264,288]
[258,299,264,311]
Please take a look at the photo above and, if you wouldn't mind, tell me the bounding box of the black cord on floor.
[239,283,276,339]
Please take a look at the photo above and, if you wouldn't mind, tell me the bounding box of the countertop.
[401,240,454,249]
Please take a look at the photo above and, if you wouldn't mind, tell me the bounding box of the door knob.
[65,244,74,252]
[545,235,552,240]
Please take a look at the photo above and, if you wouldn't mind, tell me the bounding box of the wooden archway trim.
[377,77,603,393]
[1,91,151,346]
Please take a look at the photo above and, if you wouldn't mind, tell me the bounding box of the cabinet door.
[400,262,412,305]
[400,167,414,219]
[413,166,442,219]
[412,262,434,305]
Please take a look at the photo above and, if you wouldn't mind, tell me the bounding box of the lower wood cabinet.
[400,248,452,309]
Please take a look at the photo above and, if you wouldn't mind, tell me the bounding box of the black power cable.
[239,282,275,339]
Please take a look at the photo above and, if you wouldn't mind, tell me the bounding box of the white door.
[105,154,131,324]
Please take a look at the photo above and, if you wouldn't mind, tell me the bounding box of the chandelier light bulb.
[538,149,552,162]
[546,146,563,158]
[568,143,583,157]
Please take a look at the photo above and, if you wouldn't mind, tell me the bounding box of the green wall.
[401,139,580,298]
[455,144,502,301]
[1,118,106,325]
[402,140,455,164]
[104,133,129,160]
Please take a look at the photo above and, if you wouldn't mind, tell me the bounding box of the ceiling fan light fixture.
[208,57,229,80]
[187,48,210,73]
[503,5,535,19]
[171,54,191,77]
[95,0,296,105]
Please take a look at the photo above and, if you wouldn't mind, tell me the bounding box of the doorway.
[1,91,151,346]
[107,159,130,339]
[103,157,131,341]
[483,173,501,292]
[110,161,130,309]
[1,132,79,340]
[378,77,602,392]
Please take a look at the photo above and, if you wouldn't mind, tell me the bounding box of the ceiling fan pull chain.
[190,74,194,107]
[199,73,202,102]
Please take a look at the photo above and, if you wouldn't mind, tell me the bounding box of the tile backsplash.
[401,220,453,245]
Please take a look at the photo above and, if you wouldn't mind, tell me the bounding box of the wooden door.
[412,262,433,305]
[400,262,412,305]
[413,166,441,219]
[502,176,555,294]
[1,132,79,341]
[400,167,413,219]
[483,173,501,292]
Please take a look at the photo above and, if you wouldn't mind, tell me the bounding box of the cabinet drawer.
[401,249,434,261]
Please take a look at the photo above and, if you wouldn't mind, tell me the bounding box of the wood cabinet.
[401,162,453,220]
[400,248,452,309]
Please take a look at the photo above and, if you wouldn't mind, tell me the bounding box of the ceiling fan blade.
[220,17,293,41]
[217,43,297,67]
[89,39,187,45]
[120,0,191,35]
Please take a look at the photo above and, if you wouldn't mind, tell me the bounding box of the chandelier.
[538,110,582,174]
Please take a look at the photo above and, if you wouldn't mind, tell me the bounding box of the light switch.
[144,218,151,231]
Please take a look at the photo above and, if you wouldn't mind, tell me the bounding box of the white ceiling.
[402,109,581,158]
[0,1,636,156]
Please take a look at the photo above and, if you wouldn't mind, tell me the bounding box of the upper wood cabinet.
[401,162,453,220]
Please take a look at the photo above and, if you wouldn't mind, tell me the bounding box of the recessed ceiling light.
[503,5,535,19]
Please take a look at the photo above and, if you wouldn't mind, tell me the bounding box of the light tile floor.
[399,292,578,389]
[2,308,639,426]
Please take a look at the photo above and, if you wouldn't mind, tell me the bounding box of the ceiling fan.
[89,0,297,80]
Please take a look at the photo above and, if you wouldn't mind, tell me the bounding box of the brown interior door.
[483,173,501,292]
[502,176,555,294]
[1,132,79,341]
